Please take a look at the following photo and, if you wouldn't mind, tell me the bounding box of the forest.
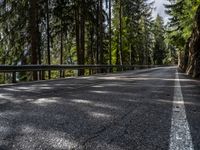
[165,0,200,77]
[0,0,199,84]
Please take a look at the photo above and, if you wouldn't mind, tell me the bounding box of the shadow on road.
[0,67,183,150]
[179,72,200,150]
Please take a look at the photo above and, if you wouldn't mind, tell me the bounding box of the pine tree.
[153,15,166,65]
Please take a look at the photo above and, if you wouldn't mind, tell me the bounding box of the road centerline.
[169,70,194,150]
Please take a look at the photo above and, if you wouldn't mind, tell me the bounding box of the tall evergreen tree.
[153,15,166,65]
[0,0,172,83]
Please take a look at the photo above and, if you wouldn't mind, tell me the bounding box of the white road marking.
[169,70,194,150]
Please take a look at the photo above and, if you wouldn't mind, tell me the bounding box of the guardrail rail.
[0,64,166,83]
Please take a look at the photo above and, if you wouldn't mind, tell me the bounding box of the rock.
[182,5,200,78]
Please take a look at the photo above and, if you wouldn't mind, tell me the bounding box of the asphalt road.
[0,67,199,150]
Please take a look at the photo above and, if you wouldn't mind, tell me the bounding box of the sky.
[152,0,170,23]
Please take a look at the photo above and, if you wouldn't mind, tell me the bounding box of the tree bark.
[46,0,51,79]
[29,0,39,80]
[96,1,99,65]
[75,1,85,76]
[79,0,85,75]
[109,0,112,67]
[119,0,123,66]
[60,18,64,78]
[99,0,103,66]
[184,5,200,78]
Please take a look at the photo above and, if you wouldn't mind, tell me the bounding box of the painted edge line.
[169,70,194,150]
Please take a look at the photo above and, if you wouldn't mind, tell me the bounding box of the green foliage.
[152,15,167,65]
[165,0,200,50]
[0,0,170,83]
[111,0,157,65]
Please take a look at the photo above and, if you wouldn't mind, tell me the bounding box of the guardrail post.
[12,72,17,83]
[121,66,123,72]
[110,67,112,73]
[60,70,65,78]
[42,71,45,80]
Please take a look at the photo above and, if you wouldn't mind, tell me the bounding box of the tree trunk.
[99,0,103,66]
[75,4,80,66]
[60,19,64,78]
[75,3,80,76]
[37,23,42,80]
[107,0,112,73]
[186,7,200,77]
[96,1,99,65]
[89,28,94,74]
[79,0,85,75]
[119,0,123,66]
[75,1,85,76]
[29,0,39,80]
[46,0,51,79]
[116,35,120,66]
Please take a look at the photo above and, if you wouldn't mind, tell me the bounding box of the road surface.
[0,67,199,150]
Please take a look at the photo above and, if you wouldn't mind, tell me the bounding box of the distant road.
[0,67,199,150]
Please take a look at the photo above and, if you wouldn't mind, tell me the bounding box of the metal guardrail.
[0,64,168,83]
[0,64,162,72]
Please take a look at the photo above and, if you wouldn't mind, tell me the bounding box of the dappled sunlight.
[91,85,105,88]
[91,76,123,80]
[89,90,139,98]
[0,67,198,149]
[2,88,21,92]
[0,93,10,99]
[18,125,78,149]
[89,112,111,119]
[99,83,120,87]
[123,77,197,82]
[84,76,198,83]
[156,99,178,105]
[0,0,198,147]
[2,85,53,93]
[90,90,110,94]
[94,103,118,110]
[0,93,20,103]
[156,99,200,107]
[95,83,138,88]
[32,97,59,106]
[24,98,35,102]
[47,136,78,149]
[0,93,60,104]
[12,86,30,90]
[35,86,53,90]
[71,99,92,104]
[71,99,119,110]
[30,84,51,87]
[0,109,80,149]
[16,85,53,91]
[156,99,173,104]
[172,101,184,105]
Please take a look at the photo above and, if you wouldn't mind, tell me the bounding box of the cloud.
[152,0,170,23]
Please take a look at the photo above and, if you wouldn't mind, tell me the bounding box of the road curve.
[0,67,199,150]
